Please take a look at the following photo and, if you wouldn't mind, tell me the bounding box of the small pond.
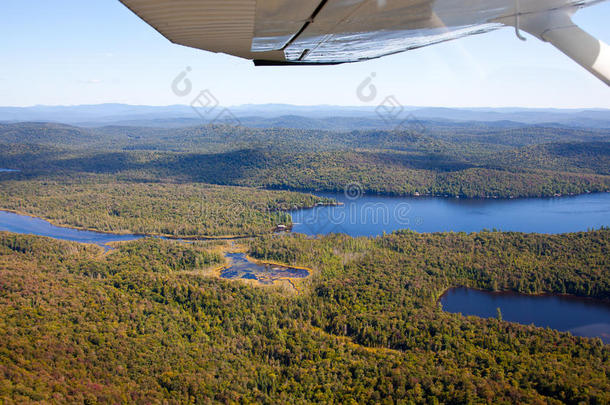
[440,287,610,343]
[221,253,309,285]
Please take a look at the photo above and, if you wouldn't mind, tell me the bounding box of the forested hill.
[485,142,610,175]
[0,121,608,198]
[1,120,608,152]
[0,122,99,146]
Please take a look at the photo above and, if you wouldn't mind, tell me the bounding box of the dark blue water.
[291,192,610,236]
[0,211,142,246]
[221,253,309,284]
[0,169,19,172]
[441,287,610,343]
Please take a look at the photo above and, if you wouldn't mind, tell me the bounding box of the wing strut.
[514,0,527,41]
[512,9,610,86]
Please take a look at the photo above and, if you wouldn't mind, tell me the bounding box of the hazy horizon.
[3,102,610,111]
[2,0,609,109]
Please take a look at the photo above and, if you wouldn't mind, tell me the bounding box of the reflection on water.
[221,253,309,284]
[291,192,610,236]
[441,287,610,343]
[0,169,19,172]
[0,210,142,246]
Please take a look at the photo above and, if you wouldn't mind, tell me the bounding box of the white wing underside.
[119,0,609,84]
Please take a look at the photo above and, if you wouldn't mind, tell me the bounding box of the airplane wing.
[119,0,610,85]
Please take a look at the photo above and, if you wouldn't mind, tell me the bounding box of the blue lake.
[291,192,610,236]
[441,287,610,343]
[0,211,142,246]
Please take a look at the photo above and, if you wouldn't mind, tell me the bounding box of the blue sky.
[1,0,609,108]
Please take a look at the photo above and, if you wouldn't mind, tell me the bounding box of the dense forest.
[0,120,609,198]
[0,178,332,237]
[0,231,608,403]
[1,121,608,152]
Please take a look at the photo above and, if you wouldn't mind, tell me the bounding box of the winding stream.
[0,211,143,246]
[0,210,308,285]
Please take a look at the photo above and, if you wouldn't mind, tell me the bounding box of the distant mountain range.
[1,104,609,129]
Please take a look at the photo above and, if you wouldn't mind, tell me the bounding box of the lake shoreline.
[439,286,610,343]
[270,186,610,201]
[438,286,610,305]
